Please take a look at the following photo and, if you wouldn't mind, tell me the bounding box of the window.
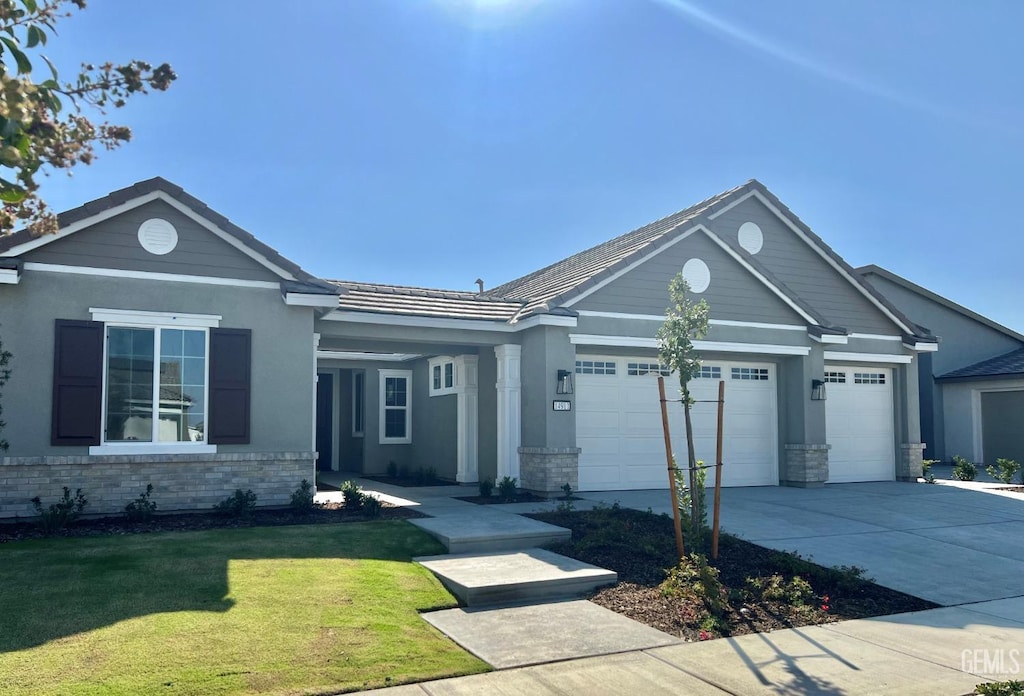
[697,366,722,380]
[379,369,412,444]
[102,321,211,449]
[627,362,671,377]
[731,367,769,381]
[824,371,846,384]
[854,372,886,385]
[352,371,365,436]
[575,360,616,375]
[429,356,456,396]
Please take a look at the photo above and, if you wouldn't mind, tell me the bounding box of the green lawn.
[0,521,488,695]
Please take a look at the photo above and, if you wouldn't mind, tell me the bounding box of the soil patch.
[529,506,936,642]
[362,476,459,488]
[454,492,556,505]
[1,502,422,543]
[991,486,1024,493]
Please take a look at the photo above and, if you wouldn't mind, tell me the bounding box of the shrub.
[921,459,938,484]
[213,489,257,517]
[31,487,88,534]
[662,553,729,632]
[674,458,708,551]
[976,681,1024,696]
[952,455,977,481]
[386,460,398,478]
[124,484,157,522]
[497,476,518,502]
[341,480,364,510]
[745,574,815,607]
[986,458,1021,485]
[289,479,316,511]
[561,482,573,499]
[478,478,493,498]
[362,494,383,518]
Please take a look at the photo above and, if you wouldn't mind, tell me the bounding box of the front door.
[316,372,334,471]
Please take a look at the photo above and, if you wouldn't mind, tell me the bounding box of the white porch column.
[495,344,522,482]
[454,355,479,483]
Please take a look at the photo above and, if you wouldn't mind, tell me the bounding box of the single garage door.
[981,390,1024,466]
[575,356,778,491]
[824,366,895,483]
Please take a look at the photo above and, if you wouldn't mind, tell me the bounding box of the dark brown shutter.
[51,319,104,446]
[208,328,251,445]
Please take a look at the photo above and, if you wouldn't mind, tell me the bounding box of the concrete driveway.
[581,482,1024,606]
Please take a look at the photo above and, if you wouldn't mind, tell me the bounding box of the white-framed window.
[575,360,616,375]
[429,356,456,396]
[824,371,846,384]
[627,361,671,377]
[854,372,886,385]
[352,370,365,437]
[731,367,769,381]
[90,308,220,455]
[697,365,722,380]
[379,369,412,444]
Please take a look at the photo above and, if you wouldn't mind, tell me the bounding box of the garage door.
[575,356,778,491]
[981,390,1024,466]
[824,367,895,482]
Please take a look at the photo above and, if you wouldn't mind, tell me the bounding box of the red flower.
[699,630,711,641]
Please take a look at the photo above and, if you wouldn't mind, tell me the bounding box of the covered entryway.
[825,366,895,482]
[575,356,778,491]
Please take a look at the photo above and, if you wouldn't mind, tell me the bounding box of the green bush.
[362,494,383,518]
[124,484,157,522]
[952,455,977,481]
[661,553,729,633]
[921,459,938,484]
[674,459,708,551]
[976,681,1024,696]
[986,458,1021,485]
[745,574,814,607]
[478,478,493,498]
[386,460,398,478]
[497,476,518,502]
[289,479,316,511]
[341,480,364,510]
[561,482,573,499]
[213,489,257,517]
[31,487,88,534]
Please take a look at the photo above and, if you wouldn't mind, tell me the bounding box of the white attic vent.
[682,258,710,293]
[738,221,763,254]
[137,218,178,255]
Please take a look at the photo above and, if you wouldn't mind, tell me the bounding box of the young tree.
[657,272,710,534]
[0,0,176,236]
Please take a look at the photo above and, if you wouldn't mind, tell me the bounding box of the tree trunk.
[682,382,698,531]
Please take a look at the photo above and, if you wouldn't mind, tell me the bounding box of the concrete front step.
[408,511,571,554]
[416,548,617,607]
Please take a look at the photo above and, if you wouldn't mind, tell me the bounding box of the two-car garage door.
[575,356,778,491]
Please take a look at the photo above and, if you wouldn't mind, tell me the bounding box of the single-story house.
[0,178,936,517]
[858,265,1024,466]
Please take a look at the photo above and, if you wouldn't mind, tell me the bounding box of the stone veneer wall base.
[781,444,830,488]
[518,446,581,495]
[0,451,315,519]
[897,443,926,482]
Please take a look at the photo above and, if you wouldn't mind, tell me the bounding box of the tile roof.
[328,280,525,322]
[938,347,1024,381]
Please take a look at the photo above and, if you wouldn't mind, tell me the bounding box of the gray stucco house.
[0,178,938,517]
[859,265,1024,467]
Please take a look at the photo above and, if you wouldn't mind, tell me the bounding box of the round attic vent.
[738,221,763,254]
[137,218,178,256]
[682,258,710,293]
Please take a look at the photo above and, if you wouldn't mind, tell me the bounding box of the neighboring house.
[858,265,1024,466]
[0,177,937,517]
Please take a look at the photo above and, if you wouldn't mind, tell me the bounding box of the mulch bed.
[0,502,422,544]
[454,492,554,505]
[991,486,1024,493]
[362,476,459,488]
[529,506,936,642]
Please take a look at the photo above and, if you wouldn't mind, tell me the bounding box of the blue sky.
[36,1,1024,329]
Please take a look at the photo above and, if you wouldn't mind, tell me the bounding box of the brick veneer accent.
[518,446,581,495]
[781,444,830,488]
[0,451,315,519]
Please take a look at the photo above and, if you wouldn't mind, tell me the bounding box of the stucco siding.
[22,199,282,282]
[574,230,804,325]
[0,269,314,457]
[411,358,458,479]
[708,197,902,334]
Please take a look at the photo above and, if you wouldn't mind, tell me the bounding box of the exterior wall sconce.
[556,369,574,395]
[811,379,827,401]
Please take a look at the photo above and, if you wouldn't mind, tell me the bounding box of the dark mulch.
[992,486,1024,493]
[362,475,459,488]
[529,506,936,642]
[454,492,553,505]
[0,502,422,544]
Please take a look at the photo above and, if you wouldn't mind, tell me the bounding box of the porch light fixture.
[811,379,827,401]
[556,369,574,395]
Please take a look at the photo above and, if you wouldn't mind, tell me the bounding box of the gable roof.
[937,347,1024,382]
[329,280,526,322]
[857,264,1024,344]
[0,177,334,291]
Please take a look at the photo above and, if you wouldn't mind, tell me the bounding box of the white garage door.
[825,366,895,483]
[575,356,778,491]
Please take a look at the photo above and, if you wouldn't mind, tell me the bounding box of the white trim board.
[849,333,903,342]
[809,333,848,344]
[89,443,217,456]
[284,292,339,308]
[90,307,222,328]
[0,267,20,284]
[323,310,575,332]
[824,351,913,364]
[568,333,810,356]
[4,190,299,281]
[316,350,421,362]
[23,262,281,289]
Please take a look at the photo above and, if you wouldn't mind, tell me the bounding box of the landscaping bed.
[454,491,550,505]
[362,475,459,488]
[529,505,936,642]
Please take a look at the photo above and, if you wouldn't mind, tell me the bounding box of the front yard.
[0,521,487,695]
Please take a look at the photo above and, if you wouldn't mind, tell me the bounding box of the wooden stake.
[658,376,685,559]
[712,379,725,560]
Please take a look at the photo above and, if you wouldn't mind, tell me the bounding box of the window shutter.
[208,328,251,445]
[51,319,104,446]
